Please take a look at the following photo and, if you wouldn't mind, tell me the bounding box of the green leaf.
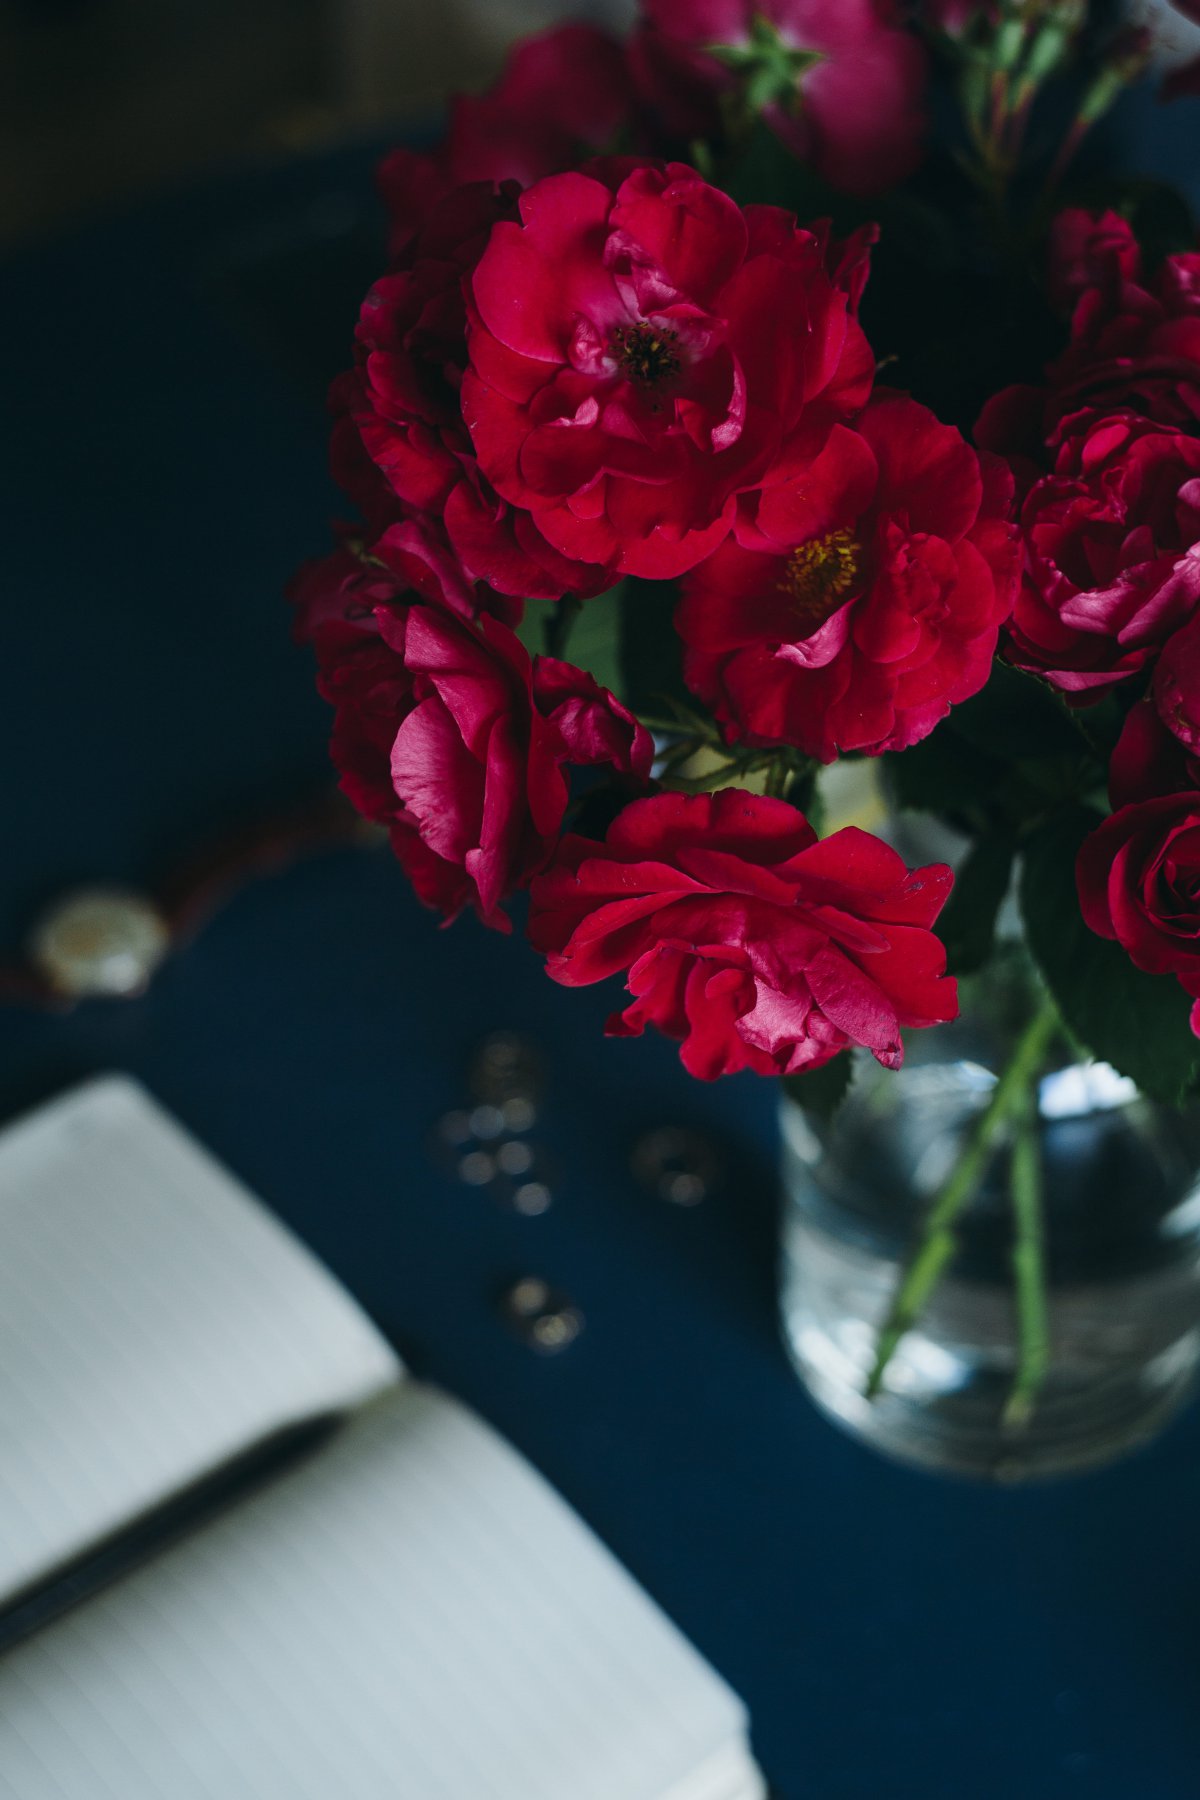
[786,760,824,832]
[514,603,544,665]
[618,575,691,717]
[948,661,1089,759]
[870,191,961,281]
[560,584,624,698]
[885,724,1005,818]
[781,1051,855,1124]
[937,833,1015,976]
[1019,808,1200,1105]
[720,116,837,214]
[519,586,625,701]
[885,664,1109,834]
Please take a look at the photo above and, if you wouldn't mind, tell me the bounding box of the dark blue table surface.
[4,107,1200,1800]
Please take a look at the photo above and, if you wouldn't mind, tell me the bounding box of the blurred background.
[0,0,637,246]
[5,0,1198,247]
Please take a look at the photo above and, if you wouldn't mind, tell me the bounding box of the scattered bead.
[630,1126,722,1207]
[511,1181,553,1217]
[496,1140,534,1177]
[500,1277,583,1352]
[435,1033,556,1209]
[467,1103,506,1141]
[457,1149,496,1187]
[469,1031,543,1118]
[500,1094,537,1134]
[436,1109,474,1147]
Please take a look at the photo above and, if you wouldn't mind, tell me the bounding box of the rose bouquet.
[291,0,1200,1433]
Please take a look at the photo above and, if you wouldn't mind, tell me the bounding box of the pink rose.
[630,0,927,195]
[528,789,956,1079]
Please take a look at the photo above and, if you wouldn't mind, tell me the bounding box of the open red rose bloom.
[462,160,874,581]
[678,396,1018,759]
[294,7,1200,1085]
[529,790,956,1079]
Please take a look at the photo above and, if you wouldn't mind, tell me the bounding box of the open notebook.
[0,1076,765,1800]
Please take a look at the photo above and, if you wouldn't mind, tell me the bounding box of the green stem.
[543,595,581,661]
[1003,1096,1049,1430]
[764,758,791,800]
[662,767,741,794]
[633,711,721,742]
[865,993,1060,1401]
[655,739,704,772]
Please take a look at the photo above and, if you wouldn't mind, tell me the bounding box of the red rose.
[630,0,927,196]
[377,26,638,257]
[308,586,651,929]
[1045,208,1142,319]
[1046,216,1200,432]
[461,160,875,582]
[1155,611,1200,755]
[287,519,523,642]
[342,181,512,503]
[331,180,609,601]
[979,216,1200,479]
[973,382,1050,503]
[528,789,956,1079]
[676,396,1018,760]
[1004,411,1200,694]
[1077,786,1200,1036]
[289,535,415,645]
[1078,695,1200,1036]
[1107,699,1200,809]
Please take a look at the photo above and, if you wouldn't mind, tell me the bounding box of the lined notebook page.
[0,1387,763,1800]
[0,1076,400,1609]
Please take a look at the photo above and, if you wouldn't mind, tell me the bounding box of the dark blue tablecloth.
[4,116,1200,1800]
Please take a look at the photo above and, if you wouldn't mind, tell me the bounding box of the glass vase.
[778,951,1200,1480]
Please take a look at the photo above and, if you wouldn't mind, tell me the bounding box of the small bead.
[512,1181,553,1217]
[436,1109,474,1147]
[469,1032,544,1109]
[630,1125,722,1206]
[457,1149,496,1187]
[500,1095,537,1133]
[467,1103,506,1141]
[496,1140,535,1177]
[500,1277,583,1353]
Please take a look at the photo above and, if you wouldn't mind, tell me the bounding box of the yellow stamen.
[779,529,860,628]
[612,323,681,389]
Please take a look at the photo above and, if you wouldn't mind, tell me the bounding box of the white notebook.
[0,1077,765,1800]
